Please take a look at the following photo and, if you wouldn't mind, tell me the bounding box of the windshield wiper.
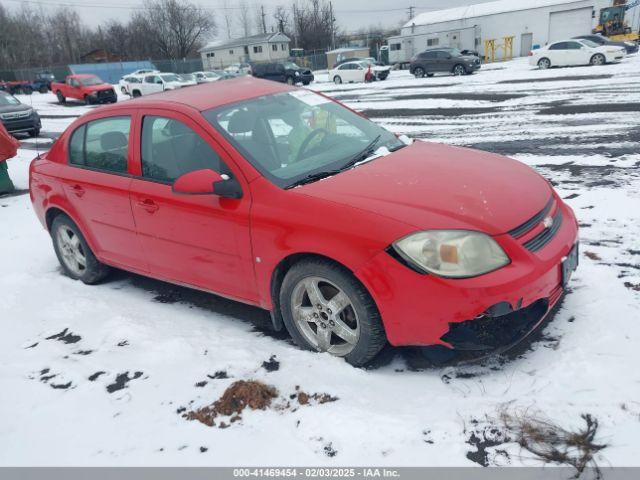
[285,135,383,189]
[285,169,342,189]
[339,135,382,171]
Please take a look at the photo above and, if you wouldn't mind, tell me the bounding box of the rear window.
[68,116,130,173]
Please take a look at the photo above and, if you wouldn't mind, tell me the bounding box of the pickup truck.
[51,74,117,105]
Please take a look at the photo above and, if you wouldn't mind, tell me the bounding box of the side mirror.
[172,169,242,199]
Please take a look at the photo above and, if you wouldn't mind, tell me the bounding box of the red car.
[51,74,117,105]
[29,78,579,366]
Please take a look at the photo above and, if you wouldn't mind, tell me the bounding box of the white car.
[224,63,251,75]
[128,73,182,97]
[330,61,382,84]
[530,39,626,69]
[118,75,143,95]
[192,71,222,83]
[129,69,160,76]
[178,73,198,87]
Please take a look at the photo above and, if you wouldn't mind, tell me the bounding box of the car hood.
[83,84,113,92]
[297,141,552,235]
[0,103,30,115]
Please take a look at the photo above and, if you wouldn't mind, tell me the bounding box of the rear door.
[62,113,147,271]
[142,75,162,95]
[421,51,437,72]
[128,110,256,302]
[547,42,569,66]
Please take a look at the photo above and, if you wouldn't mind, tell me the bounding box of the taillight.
[528,51,533,56]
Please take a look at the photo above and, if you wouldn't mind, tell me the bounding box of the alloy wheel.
[591,54,605,66]
[538,58,550,69]
[453,65,465,76]
[414,67,425,78]
[56,226,87,276]
[290,276,360,356]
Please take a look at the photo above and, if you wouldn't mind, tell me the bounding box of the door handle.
[136,198,159,213]
[69,184,85,197]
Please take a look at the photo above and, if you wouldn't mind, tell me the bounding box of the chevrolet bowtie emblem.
[542,216,553,229]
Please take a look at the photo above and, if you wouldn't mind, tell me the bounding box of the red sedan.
[29,78,579,366]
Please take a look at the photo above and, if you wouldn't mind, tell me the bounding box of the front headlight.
[392,230,510,278]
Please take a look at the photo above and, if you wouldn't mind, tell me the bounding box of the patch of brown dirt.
[584,251,602,261]
[294,386,338,406]
[184,380,278,427]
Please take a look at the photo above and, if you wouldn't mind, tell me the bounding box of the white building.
[200,32,291,69]
[387,0,612,64]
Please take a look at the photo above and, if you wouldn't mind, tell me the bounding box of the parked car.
[129,69,160,76]
[329,61,381,84]
[0,77,51,95]
[224,63,252,75]
[118,75,143,95]
[178,74,198,87]
[530,38,625,69]
[252,61,314,85]
[0,90,41,137]
[573,34,638,55]
[129,73,183,97]
[34,72,56,91]
[354,58,391,80]
[52,74,117,104]
[192,71,222,83]
[29,78,579,366]
[410,47,481,78]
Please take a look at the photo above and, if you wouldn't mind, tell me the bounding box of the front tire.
[285,76,294,85]
[51,214,110,284]
[590,53,606,66]
[279,259,386,366]
[333,75,342,84]
[56,91,66,104]
[452,64,466,76]
[538,57,551,69]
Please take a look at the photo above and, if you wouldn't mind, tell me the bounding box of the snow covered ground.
[1,56,639,468]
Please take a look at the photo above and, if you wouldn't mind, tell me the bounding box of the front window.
[79,76,104,86]
[204,91,404,189]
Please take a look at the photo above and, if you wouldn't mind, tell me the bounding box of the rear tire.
[56,91,66,104]
[51,214,110,285]
[333,75,342,84]
[279,258,387,367]
[538,57,551,69]
[413,67,425,78]
[590,53,606,66]
[285,76,294,85]
[132,90,141,98]
[28,129,40,138]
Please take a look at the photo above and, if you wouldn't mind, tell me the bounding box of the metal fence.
[0,58,204,84]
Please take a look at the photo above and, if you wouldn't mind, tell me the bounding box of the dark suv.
[573,34,638,55]
[0,91,41,137]
[410,47,481,78]
[252,61,314,85]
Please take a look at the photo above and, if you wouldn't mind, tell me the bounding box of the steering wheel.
[294,128,329,163]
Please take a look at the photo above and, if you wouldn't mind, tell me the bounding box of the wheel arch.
[44,205,100,258]
[268,252,361,332]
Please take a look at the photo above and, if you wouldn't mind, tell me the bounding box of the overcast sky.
[0,0,494,40]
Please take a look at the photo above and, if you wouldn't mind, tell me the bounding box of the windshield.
[205,72,220,78]
[79,76,104,86]
[0,93,20,106]
[204,90,404,188]
[580,39,599,48]
[161,74,180,82]
[283,62,301,70]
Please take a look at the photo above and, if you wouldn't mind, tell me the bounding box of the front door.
[128,110,257,302]
[520,33,533,57]
[142,75,163,95]
[62,114,147,271]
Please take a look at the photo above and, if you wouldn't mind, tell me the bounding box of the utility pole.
[261,5,267,34]
[407,6,415,22]
[330,1,336,49]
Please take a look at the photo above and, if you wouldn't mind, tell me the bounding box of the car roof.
[94,76,294,112]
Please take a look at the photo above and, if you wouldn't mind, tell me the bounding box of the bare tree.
[237,2,252,38]
[291,0,334,51]
[273,5,290,34]
[221,0,234,39]
[144,0,215,59]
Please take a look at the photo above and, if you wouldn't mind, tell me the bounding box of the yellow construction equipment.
[593,0,640,42]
